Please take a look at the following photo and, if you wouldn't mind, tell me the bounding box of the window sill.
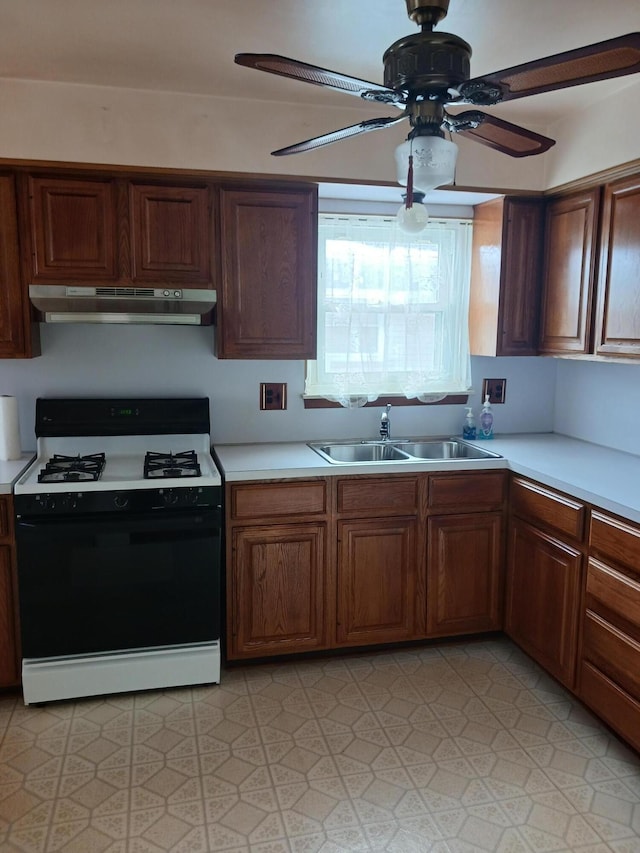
[303,394,469,409]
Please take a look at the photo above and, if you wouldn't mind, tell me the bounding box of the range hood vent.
[29,285,216,326]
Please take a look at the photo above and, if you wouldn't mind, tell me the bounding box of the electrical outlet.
[482,378,507,404]
[260,382,287,410]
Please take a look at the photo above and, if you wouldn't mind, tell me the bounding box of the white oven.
[14,397,222,705]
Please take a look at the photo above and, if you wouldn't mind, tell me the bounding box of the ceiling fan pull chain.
[406,150,414,208]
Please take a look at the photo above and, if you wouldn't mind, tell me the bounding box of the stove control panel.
[15,486,222,517]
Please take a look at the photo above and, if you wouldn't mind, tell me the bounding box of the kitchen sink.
[310,442,412,464]
[393,440,497,460]
[308,438,501,464]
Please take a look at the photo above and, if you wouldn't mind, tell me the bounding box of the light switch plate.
[482,378,506,404]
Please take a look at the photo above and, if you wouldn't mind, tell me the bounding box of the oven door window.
[16,510,220,659]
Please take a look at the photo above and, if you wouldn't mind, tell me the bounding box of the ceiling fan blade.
[459,33,640,104]
[271,115,408,156]
[235,53,405,106]
[445,111,555,157]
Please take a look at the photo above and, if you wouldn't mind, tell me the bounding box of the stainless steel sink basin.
[311,442,411,464]
[394,440,499,460]
[308,438,501,465]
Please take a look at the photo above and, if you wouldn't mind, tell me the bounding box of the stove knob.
[41,495,56,511]
[114,494,130,509]
[163,490,179,506]
[185,489,199,504]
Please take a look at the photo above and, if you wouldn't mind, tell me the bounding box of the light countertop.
[213,433,640,525]
[0,453,35,495]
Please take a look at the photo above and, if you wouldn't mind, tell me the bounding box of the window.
[305,214,473,406]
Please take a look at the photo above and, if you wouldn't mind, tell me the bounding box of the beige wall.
[1,74,637,191]
[544,78,640,189]
[0,77,546,190]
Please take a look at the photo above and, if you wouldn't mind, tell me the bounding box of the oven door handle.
[16,508,221,534]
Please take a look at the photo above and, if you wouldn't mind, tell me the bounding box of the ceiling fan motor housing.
[383,31,471,97]
[404,0,450,28]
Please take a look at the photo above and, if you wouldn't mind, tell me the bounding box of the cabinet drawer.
[582,611,640,702]
[230,480,327,520]
[510,477,584,540]
[337,477,418,516]
[580,661,640,754]
[586,557,640,633]
[590,510,640,576]
[428,472,505,510]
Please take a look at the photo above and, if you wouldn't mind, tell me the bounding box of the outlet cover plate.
[260,382,287,410]
[482,378,506,404]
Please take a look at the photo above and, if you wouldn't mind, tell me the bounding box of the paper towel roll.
[0,396,21,460]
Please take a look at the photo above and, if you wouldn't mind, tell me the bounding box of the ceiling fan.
[235,0,640,170]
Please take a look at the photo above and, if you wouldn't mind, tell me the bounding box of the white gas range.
[14,398,223,705]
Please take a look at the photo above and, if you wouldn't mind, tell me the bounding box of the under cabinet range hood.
[29,285,216,325]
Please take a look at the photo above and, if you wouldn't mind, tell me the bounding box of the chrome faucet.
[379,404,391,440]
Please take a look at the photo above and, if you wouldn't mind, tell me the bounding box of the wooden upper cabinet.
[129,183,212,284]
[26,175,214,288]
[217,185,317,359]
[594,175,640,358]
[539,188,600,355]
[27,175,118,282]
[469,196,544,357]
[0,174,33,357]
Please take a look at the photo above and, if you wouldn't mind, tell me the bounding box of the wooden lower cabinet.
[230,523,328,658]
[336,517,417,646]
[224,470,640,755]
[579,510,640,751]
[427,512,503,636]
[505,517,583,688]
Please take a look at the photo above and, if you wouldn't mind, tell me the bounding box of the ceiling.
[1,0,639,133]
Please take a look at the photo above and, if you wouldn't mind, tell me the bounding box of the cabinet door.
[129,183,212,284]
[28,176,117,281]
[218,186,317,358]
[594,175,640,358]
[230,523,327,658]
[470,197,544,356]
[498,198,545,355]
[427,512,503,636]
[539,189,600,354]
[0,544,19,687]
[505,517,582,688]
[0,175,30,357]
[336,517,417,646]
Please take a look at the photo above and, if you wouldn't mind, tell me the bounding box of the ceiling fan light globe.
[395,136,458,192]
[396,200,429,233]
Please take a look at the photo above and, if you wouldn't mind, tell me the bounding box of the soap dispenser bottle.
[462,406,476,440]
[478,395,494,439]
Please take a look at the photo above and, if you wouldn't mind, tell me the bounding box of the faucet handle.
[380,403,391,439]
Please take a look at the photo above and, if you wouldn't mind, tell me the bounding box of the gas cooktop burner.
[144,450,201,479]
[38,453,106,483]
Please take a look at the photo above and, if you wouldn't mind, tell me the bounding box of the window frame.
[304,212,473,408]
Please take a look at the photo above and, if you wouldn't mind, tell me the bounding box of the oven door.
[16,508,221,659]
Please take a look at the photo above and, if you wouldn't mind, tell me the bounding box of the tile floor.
[1,638,639,852]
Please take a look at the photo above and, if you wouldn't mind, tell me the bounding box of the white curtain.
[305,214,473,406]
